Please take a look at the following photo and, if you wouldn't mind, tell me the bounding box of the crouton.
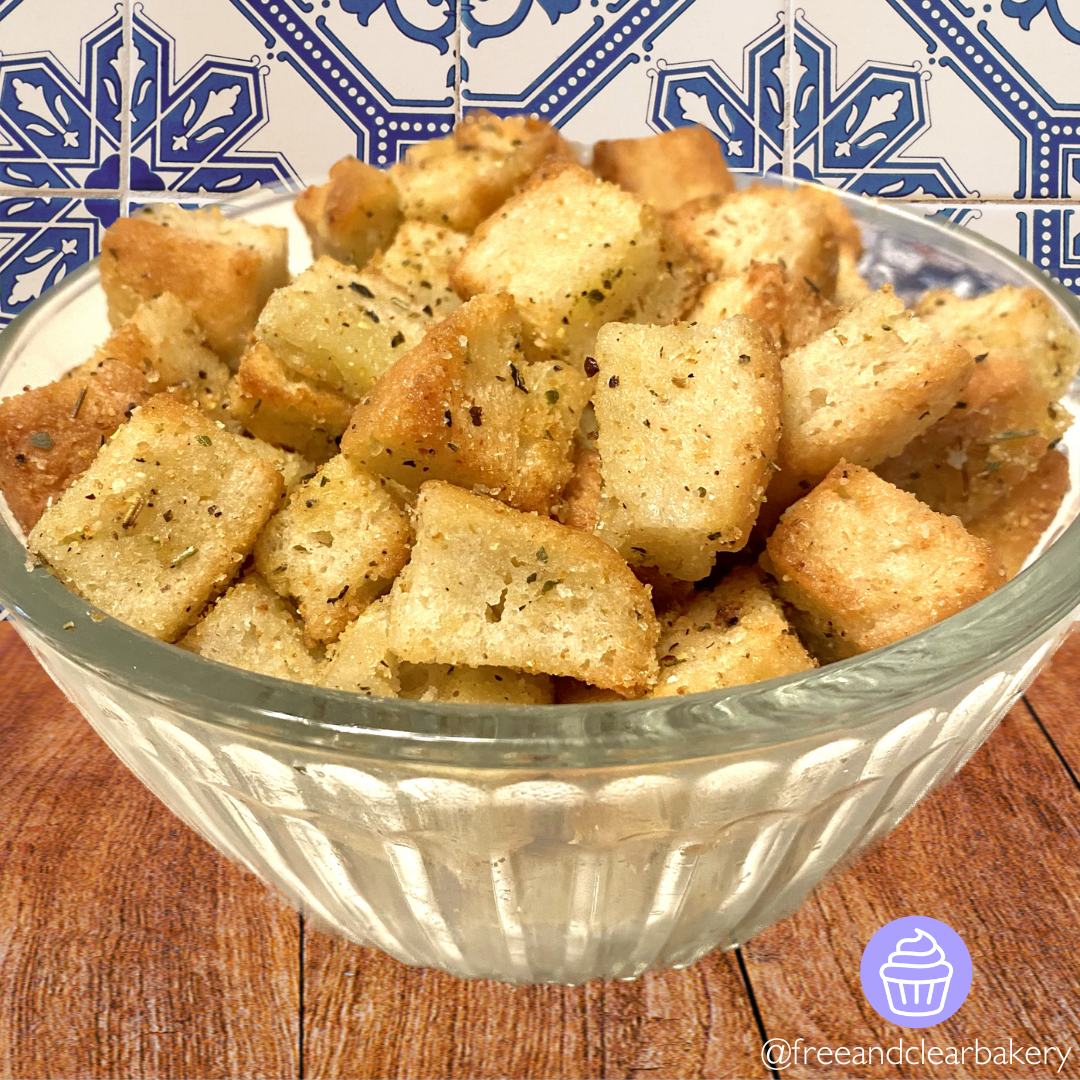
[178,573,322,684]
[796,183,863,260]
[390,110,570,232]
[690,261,838,354]
[915,285,1080,399]
[342,294,589,513]
[553,679,627,704]
[557,444,602,533]
[0,360,150,533]
[592,125,734,214]
[834,249,871,307]
[99,204,288,365]
[235,436,315,493]
[254,256,432,400]
[650,566,816,697]
[451,159,701,367]
[294,155,401,267]
[254,454,411,645]
[593,317,783,580]
[368,219,466,317]
[227,341,354,463]
[779,286,974,484]
[966,449,1070,580]
[761,464,1004,661]
[388,482,660,694]
[321,596,400,697]
[28,394,283,641]
[876,348,1072,522]
[668,184,839,296]
[398,663,554,704]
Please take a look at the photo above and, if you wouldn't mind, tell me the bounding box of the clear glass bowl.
[1,187,1077,985]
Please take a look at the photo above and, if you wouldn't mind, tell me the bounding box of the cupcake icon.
[878,927,954,1017]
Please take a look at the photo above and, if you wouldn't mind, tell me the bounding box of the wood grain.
[1024,629,1080,780]
[0,622,299,1080]
[742,701,1080,1080]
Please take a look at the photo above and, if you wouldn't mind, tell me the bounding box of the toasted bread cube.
[28,395,283,640]
[254,256,431,400]
[690,261,838,354]
[235,436,316,493]
[593,318,782,580]
[178,573,322,684]
[254,454,411,645]
[451,160,700,367]
[796,184,863,259]
[295,156,402,267]
[761,464,1004,660]
[398,663,554,704]
[553,679,628,704]
[0,361,150,533]
[321,597,400,697]
[557,444,602,533]
[650,566,816,697]
[227,342,354,463]
[368,220,466,318]
[876,348,1072,522]
[915,285,1080,399]
[388,482,660,694]
[100,205,288,365]
[389,110,569,232]
[592,125,734,214]
[966,449,1069,580]
[342,294,588,513]
[834,249,871,308]
[668,185,839,296]
[779,286,974,483]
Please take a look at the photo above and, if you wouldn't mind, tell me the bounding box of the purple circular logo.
[860,916,973,1027]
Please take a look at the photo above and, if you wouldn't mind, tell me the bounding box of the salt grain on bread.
[28,393,283,641]
[387,481,660,695]
[761,463,1005,661]
[100,204,288,365]
[593,316,782,580]
[368,219,467,317]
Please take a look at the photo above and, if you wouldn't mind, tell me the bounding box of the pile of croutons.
[2,113,1076,705]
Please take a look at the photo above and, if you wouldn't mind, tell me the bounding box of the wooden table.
[0,620,1077,1080]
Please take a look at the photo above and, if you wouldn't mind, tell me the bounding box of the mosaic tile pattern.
[0,0,1078,327]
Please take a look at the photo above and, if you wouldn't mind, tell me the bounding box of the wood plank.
[742,702,1080,1079]
[302,913,768,1079]
[1024,630,1080,780]
[0,622,300,1080]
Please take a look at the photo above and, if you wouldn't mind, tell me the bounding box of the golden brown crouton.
[762,464,1005,661]
[592,125,734,214]
[593,317,783,580]
[690,261,839,354]
[553,679,628,704]
[650,566,816,697]
[341,293,589,514]
[398,663,554,704]
[779,286,974,484]
[389,110,570,232]
[668,184,839,296]
[833,249,871,307]
[254,454,411,645]
[254,256,432,400]
[557,443,602,533]
[388,482,660,694]
[320,596,400,697]
[235,436,316,493]
[876,348,1072,522]
[227,341,354,463]
[450,159,700,367]
[28,394,283,641]
[294,155,402,267]
[99,204,288,365]
[178,573,322,684]
[965,449,1070,580]
[368,219,466,317]
[915,285,1080,399]
[796,183,863,259]
[0,360,150,533]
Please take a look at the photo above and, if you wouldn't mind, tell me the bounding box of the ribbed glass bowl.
[0,185,1077,985]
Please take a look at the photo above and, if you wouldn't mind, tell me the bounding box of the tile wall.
[1,0,1078,328]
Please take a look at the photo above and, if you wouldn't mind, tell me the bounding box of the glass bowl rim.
[0,182,1077,770]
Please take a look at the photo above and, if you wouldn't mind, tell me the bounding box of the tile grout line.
[1022,694,1080,794]
[783,0,795,178]
[455,0,462,125]
[119,0,132,214]
[735,946,781,1080]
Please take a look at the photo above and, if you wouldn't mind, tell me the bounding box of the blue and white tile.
[0,0,124,190]
[128,0,457,197]
[793,1,1080,201]
[461,1,785,175]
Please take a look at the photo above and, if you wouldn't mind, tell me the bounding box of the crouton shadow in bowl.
[0,180,1077,984]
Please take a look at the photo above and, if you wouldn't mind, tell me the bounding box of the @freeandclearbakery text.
[761,1037,1074,1072]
